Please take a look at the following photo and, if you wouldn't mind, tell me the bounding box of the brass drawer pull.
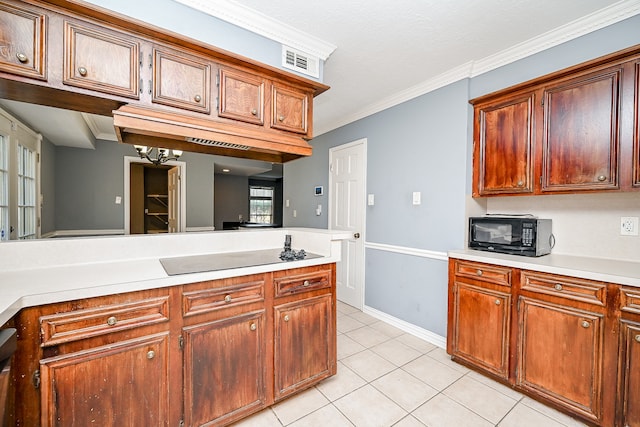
[78,66,88,77]
[517,180,524,187]
[581,321,590,329]
[250,323,257,331]
[597,175,607,182]
[554,284,563,291]
[635,334,640,343]
[303,280,310,287]
[16,53,28,63]
[107,316,117,326]
[251,108,258,116]
[476,269,483,276]
[495,299,501,305]
[146,350,155,360]
[194,94,202,102]
[278,115,285,122]
[283,314,290,322]
[224,295,232,303]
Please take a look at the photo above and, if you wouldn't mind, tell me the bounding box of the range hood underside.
[112,105,312,163]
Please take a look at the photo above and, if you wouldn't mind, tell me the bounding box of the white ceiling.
[1,0,637,152]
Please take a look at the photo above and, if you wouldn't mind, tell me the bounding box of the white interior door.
[167,166,180,233]
[330,138,366,309]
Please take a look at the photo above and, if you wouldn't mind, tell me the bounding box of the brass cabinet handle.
[78,66,88,77]
[16,53,28,63]
[250,323,257,331]
[476,269,483,276]
[581,320,590,329]
[194,94,202,102]
[495,299,501,305]
[224,294,232,303]
[146,350,155,360]
[635,334,640,343]
[303,280,310,287]
[278,115,285,122]
[554,284,563,291]
[597,175,607,182]
[251,108,258,116]
[283,314,290,322]
[517,180,524,187]
[107,316,117,326]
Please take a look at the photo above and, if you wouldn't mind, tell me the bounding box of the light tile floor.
[232,301,588,427]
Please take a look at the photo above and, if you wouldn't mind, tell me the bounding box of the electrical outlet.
[620,217,639,236]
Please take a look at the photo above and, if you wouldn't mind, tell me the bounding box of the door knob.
[354,232,360,239]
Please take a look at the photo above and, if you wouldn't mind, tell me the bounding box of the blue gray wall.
[284,14,640,339]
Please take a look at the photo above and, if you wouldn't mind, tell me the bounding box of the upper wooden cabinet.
[271,83,310,134]
[471,46,640,197]
[0,2,46,80]
[474,94,534,196]
[541,66,622,192]
[218,67,265,125]
[152,46,211,113]
[63,19,140,99]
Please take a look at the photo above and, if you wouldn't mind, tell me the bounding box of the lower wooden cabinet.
[183,310,266,426]
[447,261,511,380]
[517,297,604,422]
[447,258,630,427]
[7,263,336,427]
[40,333,170,427]
[274,294,333,400]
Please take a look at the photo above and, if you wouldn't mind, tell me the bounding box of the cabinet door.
[451,282,511,379]
[40,333,169,427]
[63,20,140,99]
[271,83,309,134]
[183,311,266,427]
[618,320,640,427]
[0,2,46,80]
[152,47,211,113]
[474,94,534,196]
[218,67,264,125]
[274,294,333,400]
[517,297,604,422]
[541,66,622,192]
[634,60,640,188]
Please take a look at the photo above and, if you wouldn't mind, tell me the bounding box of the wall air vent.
[282,45,319,78]
[186,137,250,151]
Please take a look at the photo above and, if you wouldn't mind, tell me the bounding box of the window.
[0,136,8,241]
[249,186,274,224]
[18,144,37,239]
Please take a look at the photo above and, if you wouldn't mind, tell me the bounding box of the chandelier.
[134,145,183,165]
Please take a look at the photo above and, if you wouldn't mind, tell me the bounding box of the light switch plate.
[412,191,421,205]
[368,194,375,206]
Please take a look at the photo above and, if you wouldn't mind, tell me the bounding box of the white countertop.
[448,249,640,287]
[0,228,350,326]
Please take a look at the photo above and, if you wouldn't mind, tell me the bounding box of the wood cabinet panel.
[618,320,640,427]
[271,83,309,134]
[474,94,534,195]
[63,19,140,99]
[454,260,512,287]
[517,297,603,423]
[274,268,331,297]
[218,67,264,125]
[39,296,170,347]
[520,270,607,306]
[40,333,170,427]
[542,66,622,192]
[182,276,264,318]
[274,294,333,400]
[451,282,511,379]
[183,310,266,426]
[152,47,211,113]
[635,61,640,187]
[0,2,46,80]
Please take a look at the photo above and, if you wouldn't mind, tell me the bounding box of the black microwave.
[469,216,553,257]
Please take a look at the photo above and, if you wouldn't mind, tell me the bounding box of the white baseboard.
[363,305,447,349]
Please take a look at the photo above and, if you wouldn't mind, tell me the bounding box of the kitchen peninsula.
[0,228,348,426]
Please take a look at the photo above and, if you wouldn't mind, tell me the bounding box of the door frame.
[123,156,187,234]
[329,138,367,310]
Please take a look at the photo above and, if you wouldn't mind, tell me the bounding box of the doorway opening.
[123,156,186,235]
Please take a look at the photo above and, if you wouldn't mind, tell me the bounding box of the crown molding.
[316,0,640,136]
[173,0,336,60]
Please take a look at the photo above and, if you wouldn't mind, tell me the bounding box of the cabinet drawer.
[0,2,47,80]
[520,271,606,306]
[40,297,170,347]
[454,260,512,287]
[182,279,264,317]
[274,269,331,297]
[621,287,640,315]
